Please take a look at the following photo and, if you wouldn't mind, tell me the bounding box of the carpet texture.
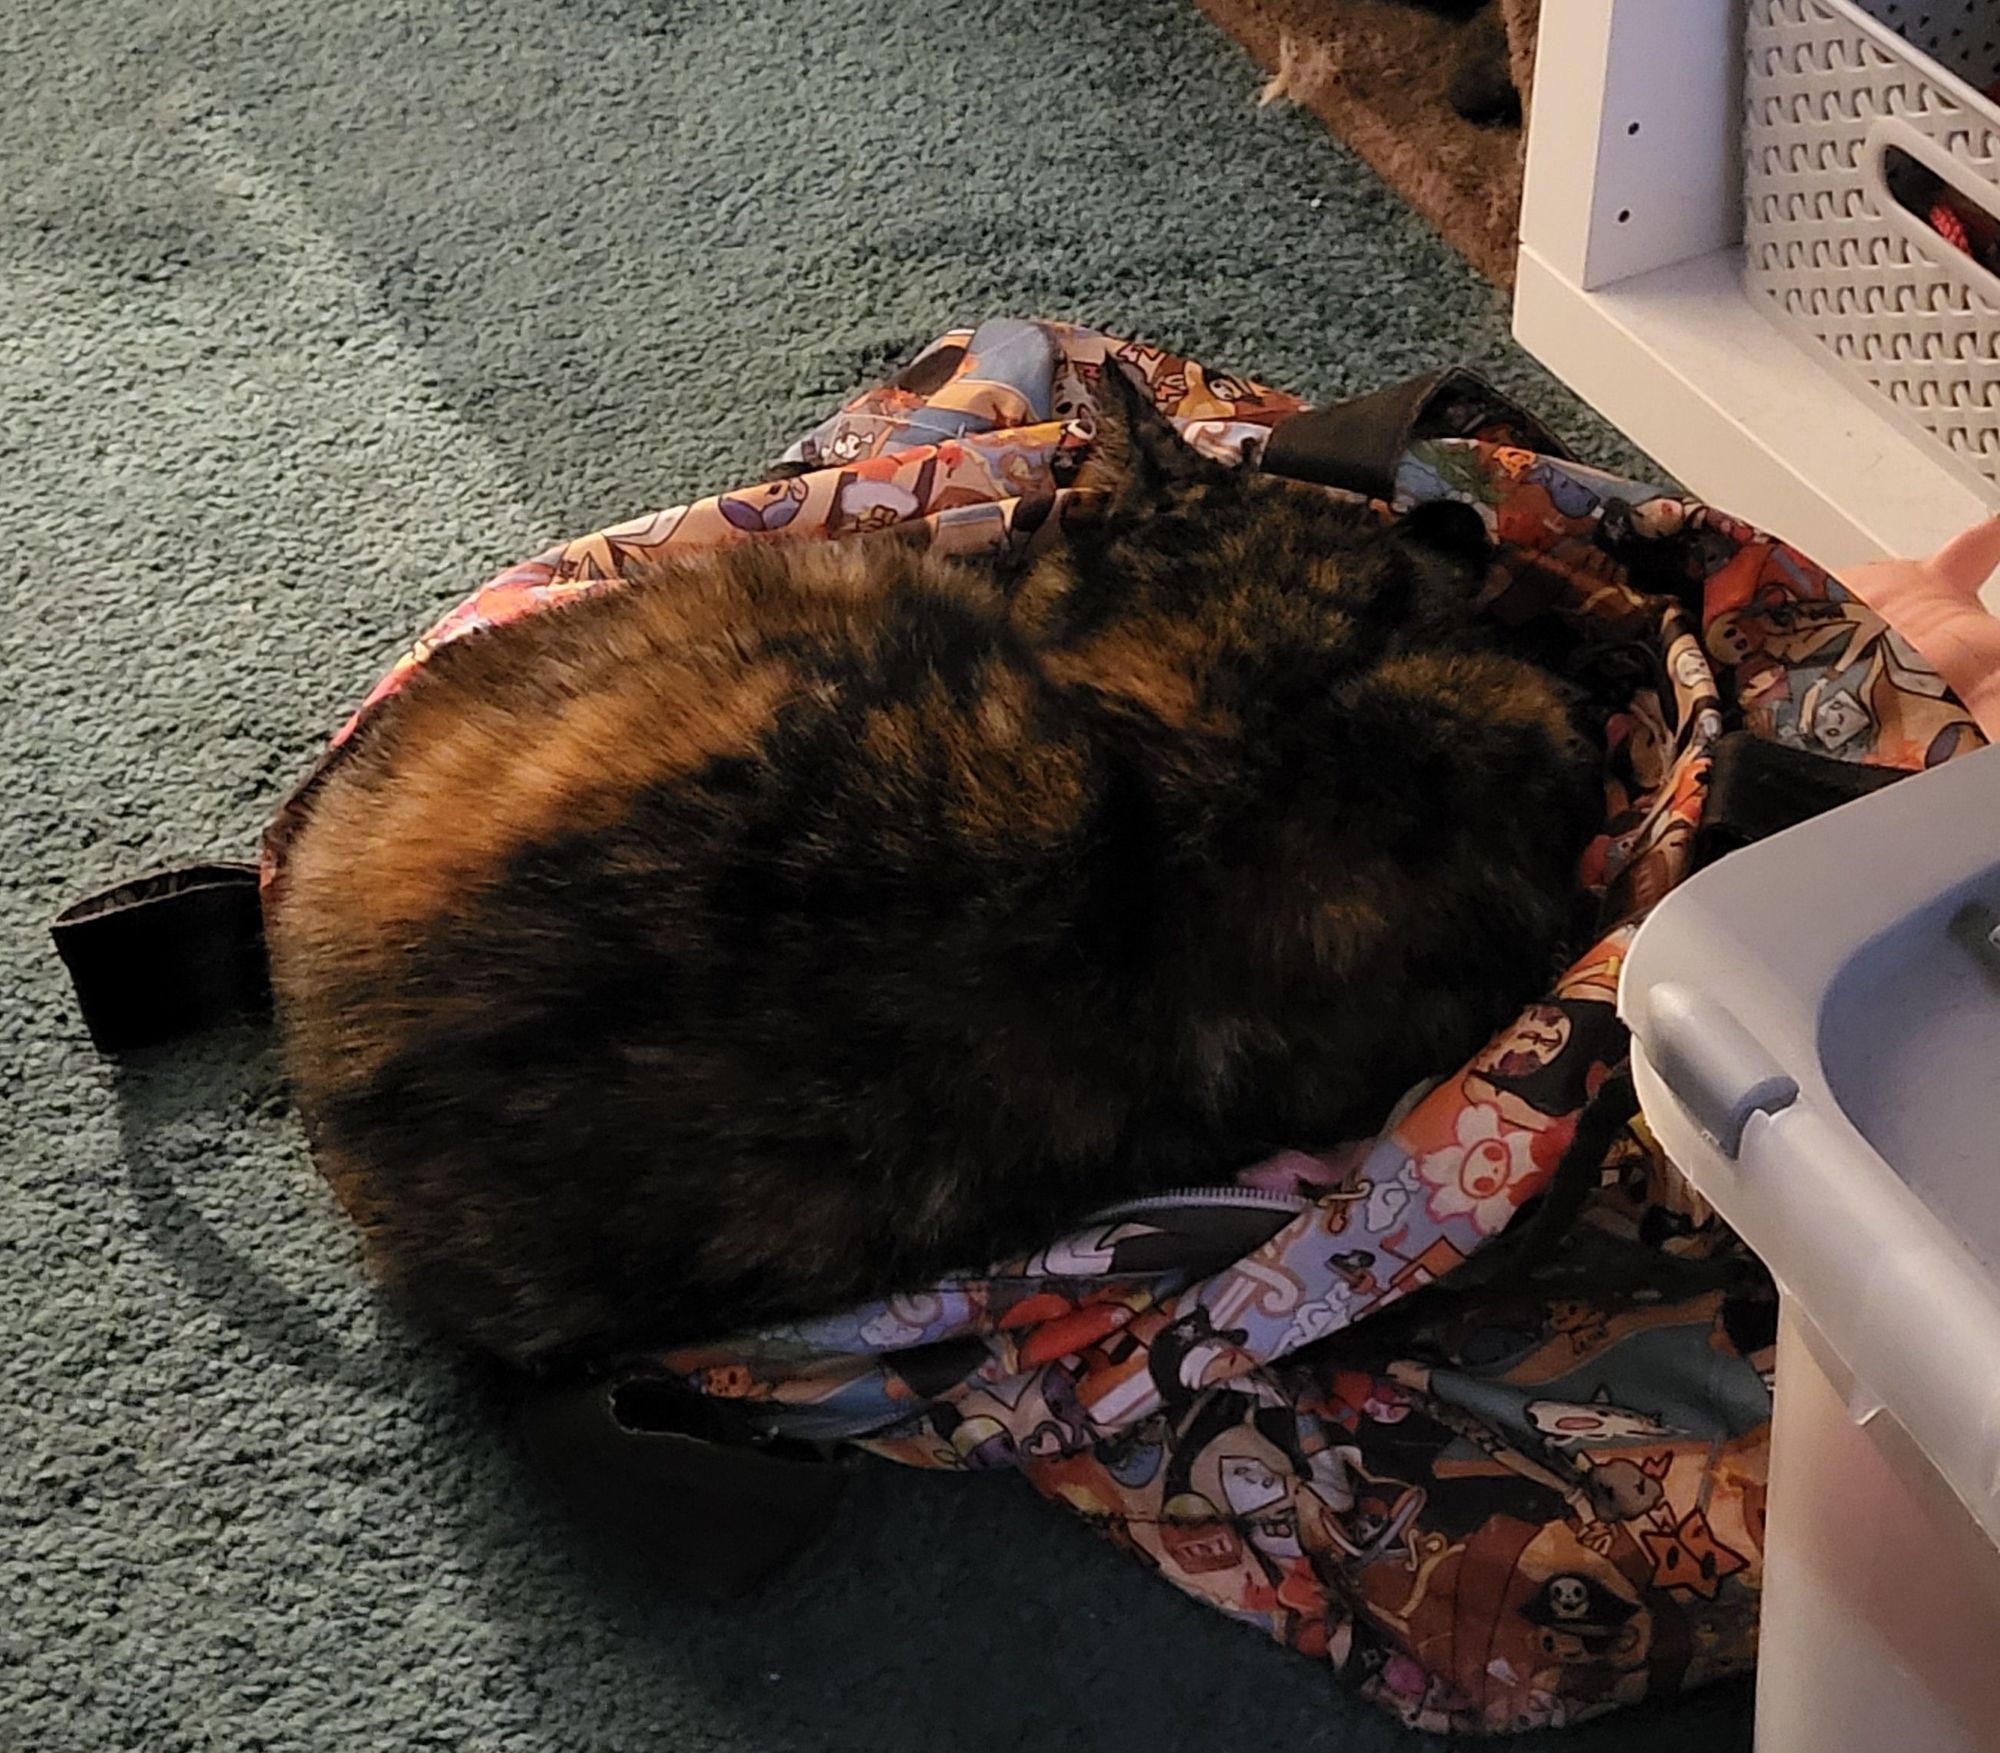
[1197,0,1542,285]
[4,1,1748,1748]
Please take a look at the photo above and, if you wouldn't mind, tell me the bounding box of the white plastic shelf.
[1514,0,1999,592]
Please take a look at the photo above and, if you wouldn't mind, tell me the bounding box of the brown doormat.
[1197,0,1539,286]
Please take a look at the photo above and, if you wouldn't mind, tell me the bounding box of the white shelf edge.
[1515,241,1997,592]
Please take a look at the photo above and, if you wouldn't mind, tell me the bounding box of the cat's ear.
[1076,359,1232,509]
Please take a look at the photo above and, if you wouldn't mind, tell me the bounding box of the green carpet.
[5,0,1752,1747]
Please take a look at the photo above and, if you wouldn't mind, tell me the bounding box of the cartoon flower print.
[1414,1102,1540,1232]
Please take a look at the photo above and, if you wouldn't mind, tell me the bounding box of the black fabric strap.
[1691,733,1910,873]
[515,1375,852,1598]
[1260,365,1576,501]
[52,863,271,1054]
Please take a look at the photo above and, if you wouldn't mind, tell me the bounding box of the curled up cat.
[265,365,1602,1371]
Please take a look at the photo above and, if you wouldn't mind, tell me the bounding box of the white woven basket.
[1744,0,2000,494]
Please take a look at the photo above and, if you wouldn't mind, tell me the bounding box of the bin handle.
[1865,115,2000,305]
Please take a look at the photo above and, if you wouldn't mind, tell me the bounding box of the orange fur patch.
[1040,623,1206,729]
[287,655,791,953]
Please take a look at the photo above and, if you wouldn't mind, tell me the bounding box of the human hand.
[1843,514,2000,739]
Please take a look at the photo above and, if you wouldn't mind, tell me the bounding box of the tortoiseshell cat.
[267,367,1600,1368]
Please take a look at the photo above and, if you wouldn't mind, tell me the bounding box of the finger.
[1929,513,2000,603]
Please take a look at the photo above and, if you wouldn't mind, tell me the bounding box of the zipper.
[1085,1185,1315,1221]
[1079,1085,1440,1228]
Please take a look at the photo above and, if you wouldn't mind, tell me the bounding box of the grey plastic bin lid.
[1619,744,2000,1551]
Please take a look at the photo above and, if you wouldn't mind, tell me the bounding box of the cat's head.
[1066,353,1496,638]
[1039,357,1509,750]
[1046,366,1596,966]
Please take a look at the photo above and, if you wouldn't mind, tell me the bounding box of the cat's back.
[264,534,1114,1358]
[271,536,1026,1009]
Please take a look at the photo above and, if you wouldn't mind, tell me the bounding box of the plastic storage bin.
[1619,744,2000,1752]
[1743,0,2000,493]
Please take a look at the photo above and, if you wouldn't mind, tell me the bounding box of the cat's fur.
[267,367,1599,1368]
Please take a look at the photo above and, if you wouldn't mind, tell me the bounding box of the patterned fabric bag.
[71,319,1984,1737]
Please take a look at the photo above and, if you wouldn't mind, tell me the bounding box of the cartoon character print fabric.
[266,320,1985,1735]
